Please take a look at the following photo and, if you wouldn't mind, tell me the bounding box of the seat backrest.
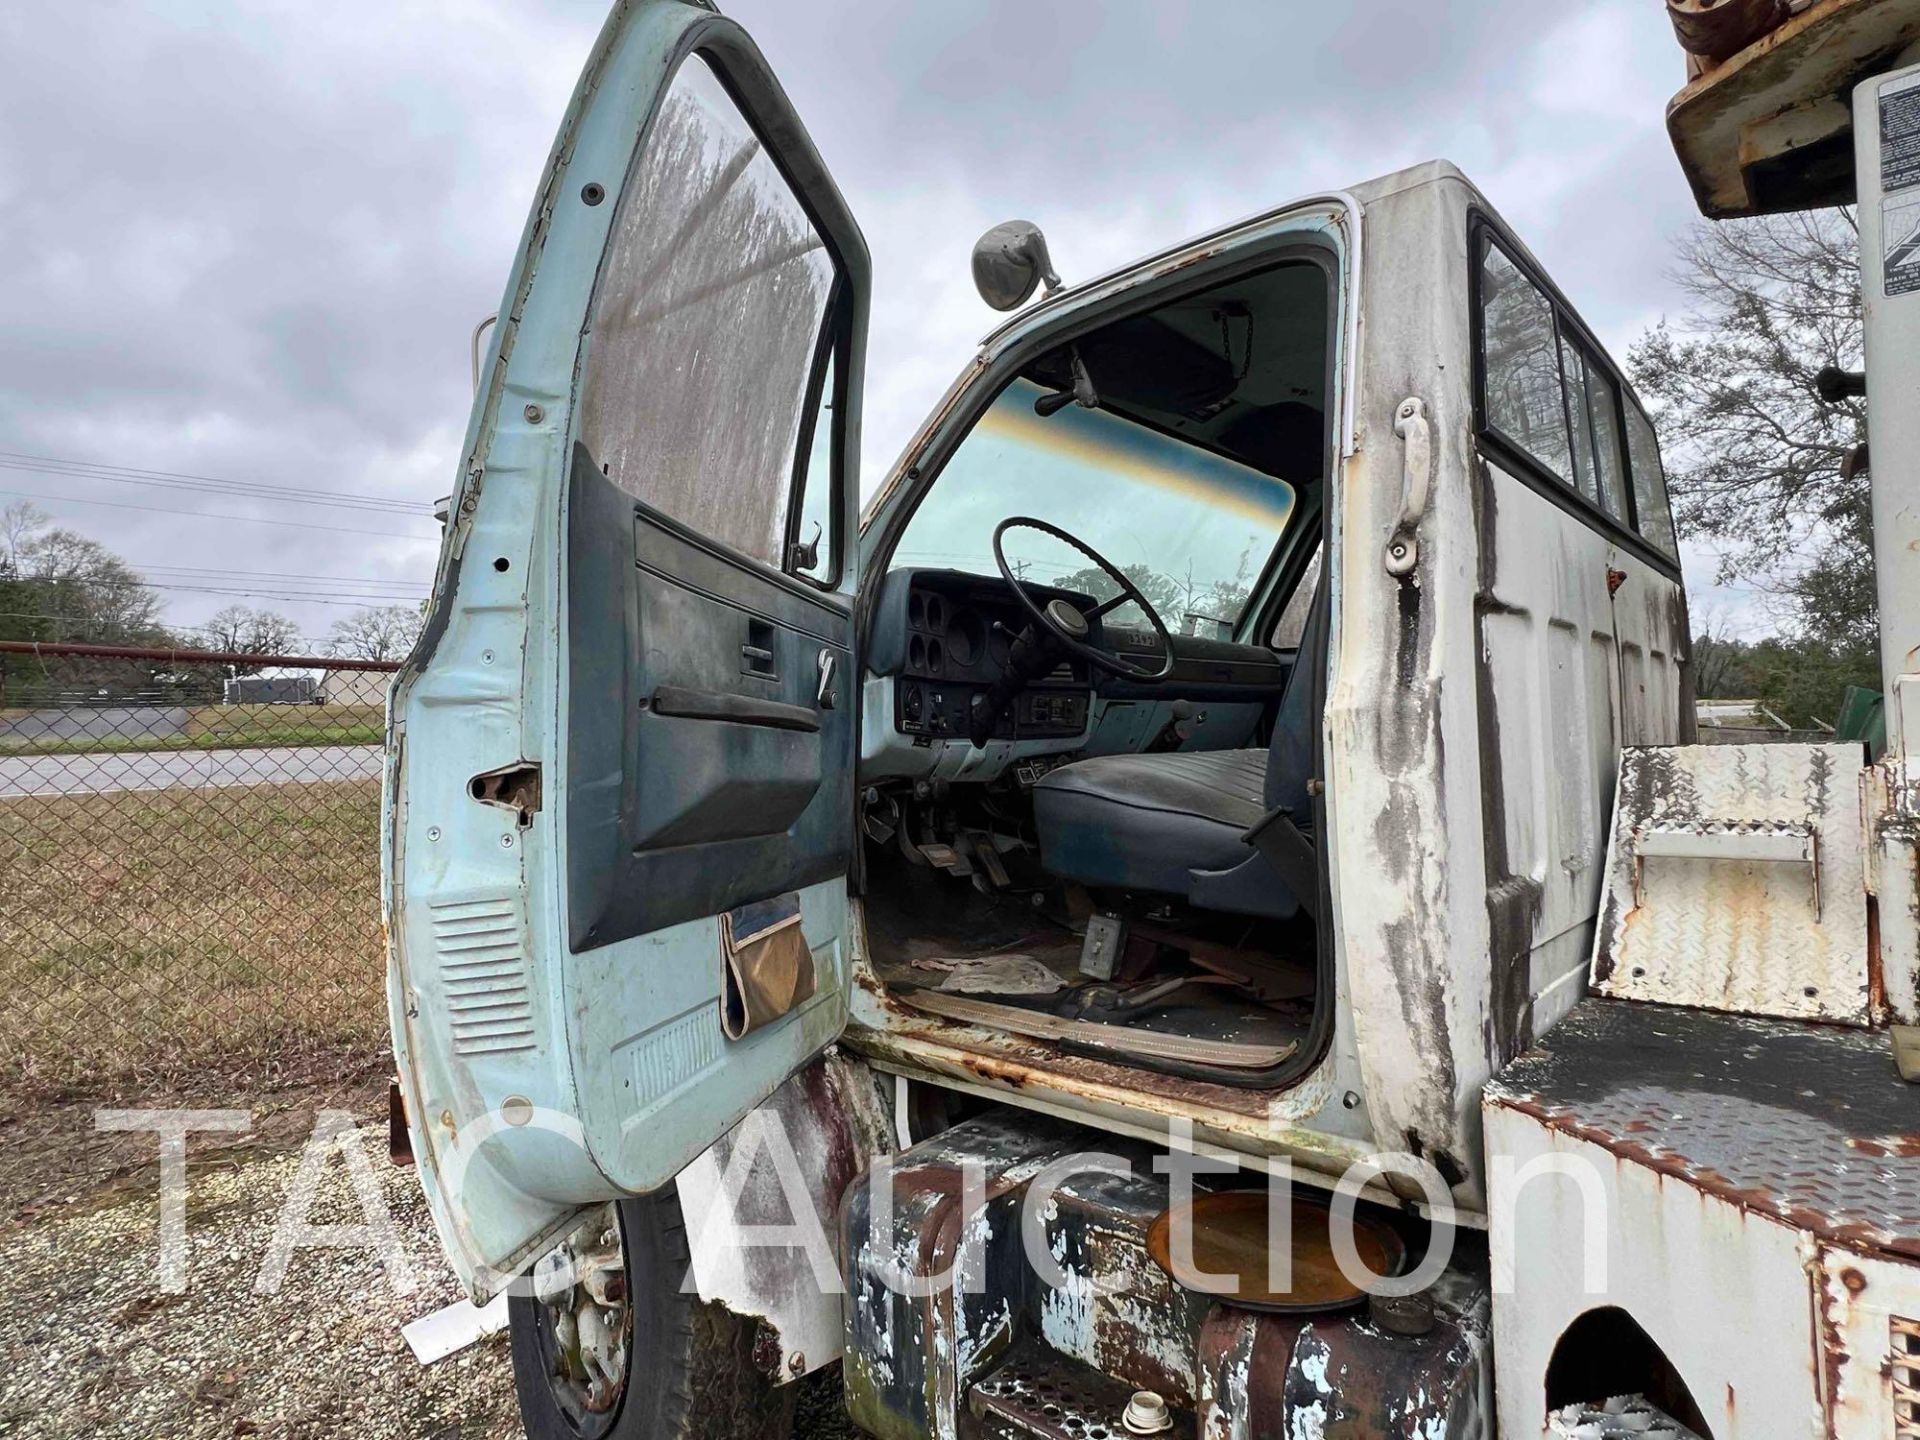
[1264,572,1327,821]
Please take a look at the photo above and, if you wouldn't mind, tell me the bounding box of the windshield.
[889,379,1295,636]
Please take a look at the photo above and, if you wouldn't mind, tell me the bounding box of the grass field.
[0,704,384,756]
[0,777,387,1090]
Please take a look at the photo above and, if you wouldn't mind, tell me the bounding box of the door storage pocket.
[720,893,817,1040]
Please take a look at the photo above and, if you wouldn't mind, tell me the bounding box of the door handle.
[816,650,838,710]
[1385,395,1431,578]
[741,618,778,679]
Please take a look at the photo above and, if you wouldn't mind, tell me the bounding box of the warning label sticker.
[1884,72,1920,193]
[1886,193,1920,296]
[1883,75,1920,296]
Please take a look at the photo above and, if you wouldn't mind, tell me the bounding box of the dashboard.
[868,570,1093,742]
[861,567,1295,784]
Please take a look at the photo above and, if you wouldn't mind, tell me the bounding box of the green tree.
[0,502,175,705]
[2,503,168,645]
[1050,562,1184,627]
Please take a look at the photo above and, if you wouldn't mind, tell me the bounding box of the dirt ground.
[0,1068,858,1440]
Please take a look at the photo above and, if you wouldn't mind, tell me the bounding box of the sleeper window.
[1625,401,1679,562]
[1479,242,1573,484]
[1580,353,1631,520]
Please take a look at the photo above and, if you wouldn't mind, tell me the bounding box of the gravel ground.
[0,1115,521,1439]
[0,1085,860,1440]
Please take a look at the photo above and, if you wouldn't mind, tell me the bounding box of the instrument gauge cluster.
[887,572,1091,742]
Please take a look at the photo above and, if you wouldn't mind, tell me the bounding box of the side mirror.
[971,221,1062,311]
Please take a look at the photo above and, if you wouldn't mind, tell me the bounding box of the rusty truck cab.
[843,160,1689,1221]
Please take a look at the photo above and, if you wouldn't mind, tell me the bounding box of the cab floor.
[862,861,1314,1054]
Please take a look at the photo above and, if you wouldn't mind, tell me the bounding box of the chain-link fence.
[0,640,398,1090]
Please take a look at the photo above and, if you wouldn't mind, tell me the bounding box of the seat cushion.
[1032,749,1268,895]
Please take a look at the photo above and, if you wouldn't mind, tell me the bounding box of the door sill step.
[898,989,1296,1070]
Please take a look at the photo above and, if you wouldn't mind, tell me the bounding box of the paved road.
[0,743,383,798]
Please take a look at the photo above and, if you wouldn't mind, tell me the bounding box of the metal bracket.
[1385,396,1431,577]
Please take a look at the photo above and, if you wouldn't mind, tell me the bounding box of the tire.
[509,1187,798,1440]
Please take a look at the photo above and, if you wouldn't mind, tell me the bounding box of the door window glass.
[576,54,838,571]
[1624,401,1680,562]
[1479,242,1573,483]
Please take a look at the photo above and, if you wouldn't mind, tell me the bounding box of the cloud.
[0,0,1726,641]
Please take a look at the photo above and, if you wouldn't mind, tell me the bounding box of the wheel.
[508,1188,798,1440]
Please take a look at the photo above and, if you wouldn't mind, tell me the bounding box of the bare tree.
[327,604,422,663]
[15,522,168,644]
[1628,208,1870,650]
[202,604,301,671]
[1,500,48,573]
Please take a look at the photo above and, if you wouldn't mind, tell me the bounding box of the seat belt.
[1243,804,1319,922]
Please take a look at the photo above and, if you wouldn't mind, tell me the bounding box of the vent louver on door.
[429,895,536,1057]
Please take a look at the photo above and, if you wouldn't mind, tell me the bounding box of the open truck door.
[385,0,867,1302]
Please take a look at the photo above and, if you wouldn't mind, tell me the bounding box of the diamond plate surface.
[1546,1394,1702,1438]
[1488,1000,1920,1259]
[1590,743,1870,1023]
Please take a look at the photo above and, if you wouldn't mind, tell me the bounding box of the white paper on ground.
[402,1293,511,1364]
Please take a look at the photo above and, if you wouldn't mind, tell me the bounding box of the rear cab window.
[1472,224,1679,568]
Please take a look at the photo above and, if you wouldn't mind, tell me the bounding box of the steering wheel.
[992,517,1176,683]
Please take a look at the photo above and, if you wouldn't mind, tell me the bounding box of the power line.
[131,563,429,590]
[0,487,441,541]
[106,581,427,609]
[21,567,428,597]
[0,611,346,647]
[0,451,431,515]
[13,575,424,609]
[0,606,316,638]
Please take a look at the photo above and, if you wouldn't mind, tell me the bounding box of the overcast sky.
[0,0,1749,650]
